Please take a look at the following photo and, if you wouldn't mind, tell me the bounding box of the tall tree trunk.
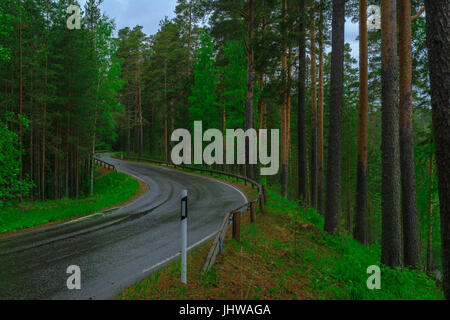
[347,140,351,233]
[137,55,143,159]
[245,0,255,180]
[381,0,402,268]
[310,4,318,209]
[354,0,369,245]
[424,0,450,300]
[186,0,193,77]
[126,108,130,156]
[164,62,168,162]
[222,107,227,171]
[426,153,434,272]
[65,7,72,199]
[324,0,345,234]
[317,0,325,214]
[257,5,266,133]
[42,32,48,201]
[258,72,264,131]
[399,0,421,268]
[18,1,23,202]
[287,46,293,165]
[75,143,79,199]
[298,0,307,202]
[280,0,288,198]
[30,84,33,200]
[90,132,96,196]
[90,73,101,197]
[54,123,59,199]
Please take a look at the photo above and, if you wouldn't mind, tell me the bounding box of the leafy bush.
[0,119,33,207]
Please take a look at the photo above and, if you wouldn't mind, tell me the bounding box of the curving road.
[0,155,247,300]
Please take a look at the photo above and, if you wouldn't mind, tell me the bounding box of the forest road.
[0,155,247,300]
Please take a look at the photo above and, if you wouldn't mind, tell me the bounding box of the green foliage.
[0,0,123,201]
[267,187,443,300]
[0,120,32,206]
[0,6,13,61]
[0,171,139,234]
[221,40,247,129]
[189,29,219,129]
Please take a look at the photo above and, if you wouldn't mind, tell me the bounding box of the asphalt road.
[0,156,247,300]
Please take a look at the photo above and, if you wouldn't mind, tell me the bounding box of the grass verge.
[0,168,144,236]
[118,176,443,300]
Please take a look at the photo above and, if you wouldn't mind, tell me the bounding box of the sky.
[78,0,178,35]
[78,0,360,60]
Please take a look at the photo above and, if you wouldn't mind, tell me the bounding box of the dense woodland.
[0,0,448,299]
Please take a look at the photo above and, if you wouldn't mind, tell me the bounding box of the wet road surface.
[0,156,247,300]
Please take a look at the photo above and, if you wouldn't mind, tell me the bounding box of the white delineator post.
[181,190,188,284]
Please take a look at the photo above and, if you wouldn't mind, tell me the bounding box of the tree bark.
[317,0,325,214]
[18,1,23,202]
[399,0,421,268]
[65,8,72,199]
[287,46,293,164]
[280,0,288,198]
[347,140,351,233]
[381,0,402,268]
[186,0,193,77]
[246,0,255,180]
[164,61,168,162]
[42,30,48,200]
[324,0,345,234]
[298,0,307,203]
[354,0,368,245]
[137,54,143,159]
[309,4,318,209]
[424,0,450,300]
[427,153,434,272]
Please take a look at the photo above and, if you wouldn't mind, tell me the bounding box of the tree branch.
[411,7,425,22]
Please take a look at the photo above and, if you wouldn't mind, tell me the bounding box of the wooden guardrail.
[123,156,267,274]
[94,157,117,172]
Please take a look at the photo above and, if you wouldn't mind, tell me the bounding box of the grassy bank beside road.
[119,183,443,300]
[0,169,143,236]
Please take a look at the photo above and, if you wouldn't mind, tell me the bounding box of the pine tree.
[189,30,219,129]
[297,0,307,203]
[324,0,345,234]
[424,0,450,300]
[309,3,318,209]
[381,0,402,268]
[398,0,421,267]
[354,0,369,245]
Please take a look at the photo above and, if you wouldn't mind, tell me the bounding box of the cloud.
[346,21,360,60]
[79,0,178,34]
[78,0,361,61]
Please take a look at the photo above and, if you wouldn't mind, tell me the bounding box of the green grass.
[0,171,141,235]
[267,189,444,300]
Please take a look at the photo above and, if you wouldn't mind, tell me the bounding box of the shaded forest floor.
[118,166,443,300]
[0,167,145,237]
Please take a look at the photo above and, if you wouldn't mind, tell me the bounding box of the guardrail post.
[181,190,188,284]
[262,185,267,204]
[259,195,266,215]
[232,211,240,242]
[250,202,256,223]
